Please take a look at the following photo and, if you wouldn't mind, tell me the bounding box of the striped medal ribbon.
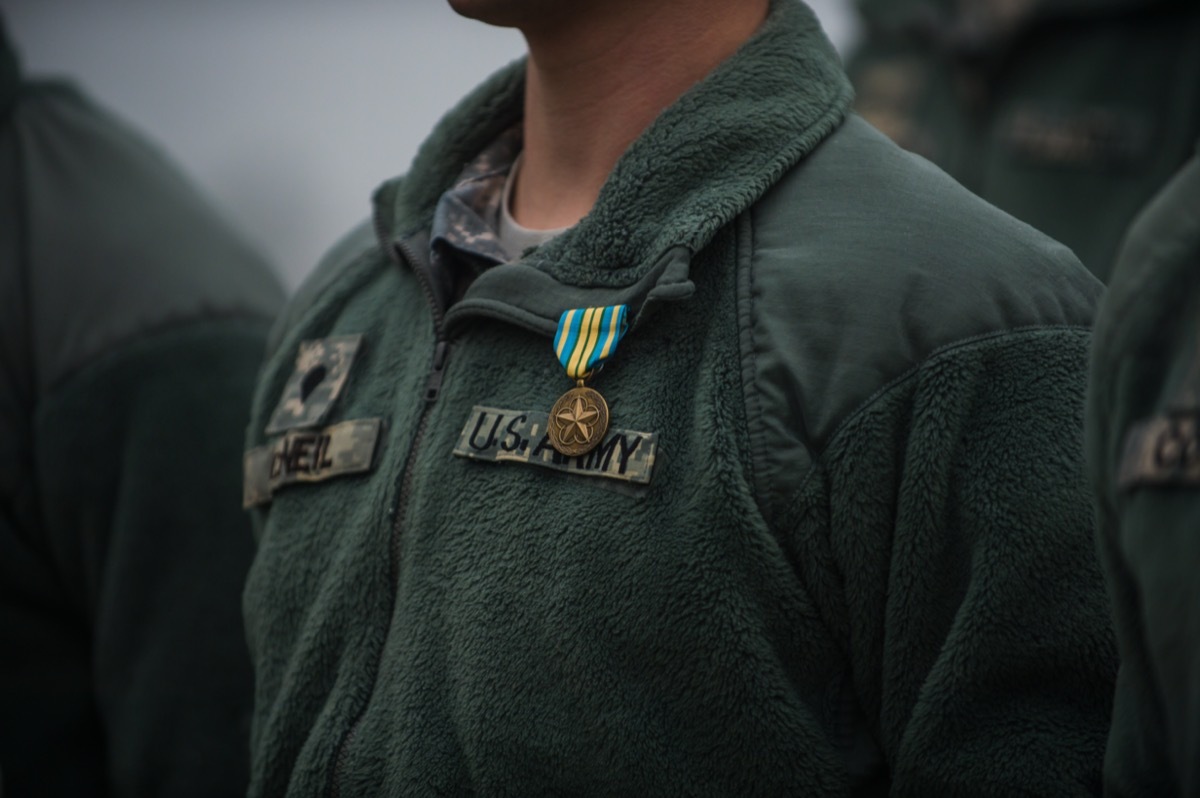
[547,305,629,456]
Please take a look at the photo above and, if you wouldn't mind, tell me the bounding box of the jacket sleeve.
[811,326,1116,796]
[31,319,272,797]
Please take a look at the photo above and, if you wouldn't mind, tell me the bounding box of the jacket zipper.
[328,232,449,797]
[325,231,687,793]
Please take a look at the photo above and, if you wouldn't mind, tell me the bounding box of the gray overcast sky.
[3,1,858,288]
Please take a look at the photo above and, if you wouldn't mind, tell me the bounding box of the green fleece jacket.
[848,0,1200,282]
[245,2,1116,794]
[0,20,284,797]
[1087,148,1200,797]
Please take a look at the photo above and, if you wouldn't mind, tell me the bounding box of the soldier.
[1088,146,1200,796]
[243,0,1117,793]
[849,0,1200,282]
[0,17,284,797]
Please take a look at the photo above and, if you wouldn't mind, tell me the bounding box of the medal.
[548,305,628,456]
[548,383,610,457]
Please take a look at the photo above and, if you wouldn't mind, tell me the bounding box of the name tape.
[453,405,657,485]
[244,417,382,508]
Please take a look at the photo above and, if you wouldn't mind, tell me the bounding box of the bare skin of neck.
[510,0,770,231]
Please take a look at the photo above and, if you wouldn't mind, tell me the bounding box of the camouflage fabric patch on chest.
[453,405,657,485]
[243,417,383,508]
[1118,413,1200,491]
[265,334,364,434]
[1120,326,1200,491]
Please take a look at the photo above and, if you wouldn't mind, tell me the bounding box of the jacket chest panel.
[333,263,829,787]
[253,237,841,790]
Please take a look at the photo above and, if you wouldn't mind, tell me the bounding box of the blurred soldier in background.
[1088,145,1200,797]
[0,16,283,798]
[849,0,1200,282]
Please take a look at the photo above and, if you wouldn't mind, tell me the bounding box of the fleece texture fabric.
[245,1,1116,795]
[0,19,285,797]
[1087,148,1200,797]
[848,0,1200,282]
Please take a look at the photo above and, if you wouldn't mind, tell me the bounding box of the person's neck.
[510,0,770,231]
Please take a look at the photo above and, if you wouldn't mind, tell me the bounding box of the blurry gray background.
[3,1,858,289]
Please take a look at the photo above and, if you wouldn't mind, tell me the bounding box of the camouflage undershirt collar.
[431,123,523,273]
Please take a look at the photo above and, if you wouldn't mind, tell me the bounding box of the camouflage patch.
[1118,413,1200,491]
[243,418,383,508]
[453,405,657,485]
[1001,105,1150,168]
[265,335,364,434]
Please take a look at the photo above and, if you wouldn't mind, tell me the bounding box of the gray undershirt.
[497,154,570,260]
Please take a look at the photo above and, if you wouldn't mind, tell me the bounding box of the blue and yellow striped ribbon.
[553,305,629,381]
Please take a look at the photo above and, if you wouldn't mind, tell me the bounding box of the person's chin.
[445,0,530,27]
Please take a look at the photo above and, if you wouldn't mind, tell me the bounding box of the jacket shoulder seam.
[775,323,1093,523]
[737,210,764,503]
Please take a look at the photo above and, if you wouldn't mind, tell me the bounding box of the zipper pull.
[424,340,450,402]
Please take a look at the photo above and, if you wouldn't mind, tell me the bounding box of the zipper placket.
[386,236,451,574]
[324,232,688,793]
[328,232,450,798]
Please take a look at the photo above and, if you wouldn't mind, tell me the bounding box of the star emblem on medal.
[556,396,599,443]
[547,385,610,457]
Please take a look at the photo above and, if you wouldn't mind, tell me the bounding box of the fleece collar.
[375,0,850,299]
[0,18,21,121]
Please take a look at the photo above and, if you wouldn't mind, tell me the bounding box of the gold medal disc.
[547,385,610,456]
